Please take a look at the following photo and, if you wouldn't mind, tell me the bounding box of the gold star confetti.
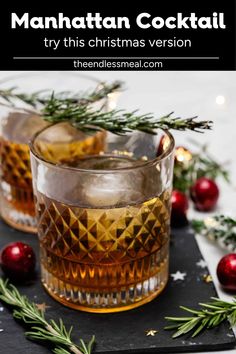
[145,329,158,336]
[203,274,213,283]
[35,303,51,312]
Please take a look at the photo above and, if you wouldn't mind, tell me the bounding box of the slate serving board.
[0,220,235,354]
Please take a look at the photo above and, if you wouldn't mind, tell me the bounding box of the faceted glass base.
[1,209,37,233]
[40,252,169,313]
[0,181,37,233]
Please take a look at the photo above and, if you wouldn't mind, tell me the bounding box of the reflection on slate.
[0,221,235,354]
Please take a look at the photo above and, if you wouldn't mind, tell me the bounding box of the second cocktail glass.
[0,73,109,233]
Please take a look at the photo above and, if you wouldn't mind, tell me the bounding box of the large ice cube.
[35,156,144,208]
[79,157,143,207]
[82,173,142,207]
[2,112,48,144]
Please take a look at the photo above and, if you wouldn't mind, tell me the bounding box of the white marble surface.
[1,71,236,354]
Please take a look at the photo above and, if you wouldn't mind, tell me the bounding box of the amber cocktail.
[30,126,175,312]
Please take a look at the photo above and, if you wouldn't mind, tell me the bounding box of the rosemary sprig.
[192,215,236,251]
[42,95,212,135]
[0,279,95,354]
[0,80,123,108]
[173,146,229,193]
[165,296,236,338]
[0,82,212,135]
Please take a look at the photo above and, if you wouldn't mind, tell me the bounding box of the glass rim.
[29,125,175,174]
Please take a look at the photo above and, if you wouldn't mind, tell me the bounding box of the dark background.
[0,2,235,70]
